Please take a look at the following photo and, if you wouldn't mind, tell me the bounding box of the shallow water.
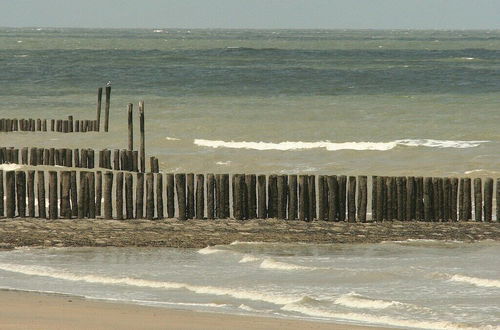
[0,241,498,329]
[1,28,499,177]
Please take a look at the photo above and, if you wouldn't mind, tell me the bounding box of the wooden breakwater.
[0,169,498,222]
[0,86,111,133]
[0,146,159,173]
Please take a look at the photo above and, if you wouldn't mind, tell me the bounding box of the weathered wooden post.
[0,171,4,217]
[233,174,243,220]
[257,175,267,219]
[207,173,215,219]
[267,175,278,218]
[473,178,482,221]
[139,101,146,173]
[186,173,195,219]
[372,176,378,221]
[78,172,88,219]
[450,178,458,221]
[327,175,338,221]
[103,171,113,219]
[376,176,384,221]
[348,176,356,222]
[37,171,46,218]
[298,175,309,221]
[96,87,103,131]
[113,149,120,170]
[318,175,326,220]
[157,173,164,220]
[166,173,175,218]
[86,171,96,218]
[104,85,111,132]
[95,171,102,217]
[5,171,15,218]
[483,178,493,222]
[496,178,500,222]
[195,174,204,219]
[16,171,26,217]
[277,175,287,220]
[115,172,124,220]
[60,171,71,218]
[443,178,451,221]
[308,175,316,220]
[406,177,415,221]
[288,175,298,220]
[136,173,144,219]
[127,103,133,150]
[146,172,155,220]
[125,173,134,219]
[48,171,58,219]
[175,173,186,220]
[357,176,367,222]
[27,170,35,217]
[464,178,472,221]
[246,174,256,219]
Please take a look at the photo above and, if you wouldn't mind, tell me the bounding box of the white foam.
[0,164,24,171]
[194,138,487,152]
[281,304,482,330]
[153,29,164,33]
[260,258,316,271]
[216,161,231,166]
[238,255,260,263]
[165,136,180,141]
[335,292,401,310]
[197,246,224,255]
[0,263,301,306]
[449,274,500,288]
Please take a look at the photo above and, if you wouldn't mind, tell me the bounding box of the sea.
[0,28,499,329]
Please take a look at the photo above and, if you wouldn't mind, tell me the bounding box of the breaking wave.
[197,246,225,255]
[194,138,487,151]
[449,274,500,288]
[334,292,402,310]
[259,258,317,271]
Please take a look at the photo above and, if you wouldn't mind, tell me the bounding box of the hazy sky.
[1,0,499,30]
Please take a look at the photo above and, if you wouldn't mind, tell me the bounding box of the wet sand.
[0,290,388,330]
[0,218,498,248]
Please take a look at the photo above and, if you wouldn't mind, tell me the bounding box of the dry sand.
[0,290,389,330]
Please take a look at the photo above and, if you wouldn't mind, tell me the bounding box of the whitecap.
[260,258,316,271]
[165,136,180,141]
[216,161,231,165]
[449,274,500,288]
[238,255,260,263]
[194,138,487,152]
[197,246,224,255]
[334,292,402,310]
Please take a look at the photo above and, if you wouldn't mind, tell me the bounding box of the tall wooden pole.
[96,87,103,131]
[139,101,145,173]
[104,86,111,132]
[128,103,133,150]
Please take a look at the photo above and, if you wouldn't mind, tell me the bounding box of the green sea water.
[1,28,499,176]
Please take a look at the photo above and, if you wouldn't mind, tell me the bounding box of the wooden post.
[450,178,458,221]
[95,171,102,217]
[223,174,231,218]
[406,177,415,220]
[27,170,35,217]
[464,178,472,221]
[87,172,96,218]
[78,172,88,219]
[0,171,3,217]
[298,175,309,221]
[257,175,267,219]
[496,178,500,222]
[125,173,134,219]
[245,174,256,219]
[48,171,58,219]
[87,149,94,169]
[139,101,145,173]
[443,178,451,221]
[474,178,482,221]
[127,103,133,150]
[327,175,338,221]
[385,177,393,221]
[347,176,356,222]
[372,176,378,221]
[21,147,28,165]
[357,176,367,222]
[104,85,111,132]
[186,173,195,219]
[136,173,144,219]
[267,175,278,218]
[60,171,71,218]
[5,171,15,218]
[206,174,215,219]
[483,178,493,222]
[96,87,103,131]
[175,173,186,220]
[113,149,120,170]
[423,177,433,221]
[288,175,298,220]
[459,178,464,221]
[16,171,26,218]
[277,175,287,220]
[318,175,326,220]
[69,171,77,217]
[376,176,384,221]
[103,171,113,219]
[145,172,155,220]
[166,173,175,218]
[195,174,204,219]
[415,177,424,220]
[338,175,346,221]
[157,173,164,220]
[233,174,243,220]
[37,171,46,219]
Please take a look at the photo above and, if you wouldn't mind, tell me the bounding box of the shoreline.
[0,218,498,248]
[0,289,389,330]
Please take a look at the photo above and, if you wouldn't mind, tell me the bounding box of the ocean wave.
[238,255,260,263]
[449,274,500,288]
[194,138,487,151]
[281,303,485,330]
[334,292,402,310]
[259,258,317,271]
[197,246,225,255]
[0,263,301,305]
[165,136,180,141]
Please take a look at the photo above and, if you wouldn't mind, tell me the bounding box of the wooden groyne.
[0,169,498,222]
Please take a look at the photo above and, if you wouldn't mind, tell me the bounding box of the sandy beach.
[0,290,389,330]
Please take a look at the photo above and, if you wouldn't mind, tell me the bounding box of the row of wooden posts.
[0,146,159,174]
[0,169,498,222]
[0,86,112,133]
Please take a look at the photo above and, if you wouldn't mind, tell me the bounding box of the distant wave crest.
[260,258,317,271]
[449,274,500,288]
[194,139,487,151]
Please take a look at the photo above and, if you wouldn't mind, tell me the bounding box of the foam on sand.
[194,138,487,151]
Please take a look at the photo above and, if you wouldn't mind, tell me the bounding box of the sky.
[1,0,499,30]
